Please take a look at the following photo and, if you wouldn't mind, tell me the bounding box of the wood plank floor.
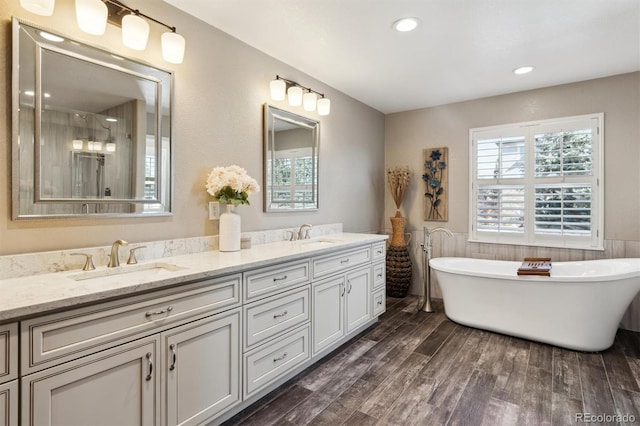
[223,297,640,425]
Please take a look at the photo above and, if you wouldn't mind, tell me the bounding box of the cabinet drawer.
[312,246,371,279]
[372,288,386,317]
[22,274,241,374]
[244,260,311,301]
[0,323,18,384]
[244,287,310,349]
[373,261,385,290]
[244,325,310,397]
[372,242,386,261]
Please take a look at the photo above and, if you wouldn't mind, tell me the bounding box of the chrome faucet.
[419,227,453,312]
[298,224,313,240]
[107,239,128,267]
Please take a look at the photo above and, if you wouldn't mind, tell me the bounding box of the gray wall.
[0,0,385,255]
[384,72,640,295]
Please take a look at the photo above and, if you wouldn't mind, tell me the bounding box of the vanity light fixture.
[269,75,331,116]
[22,0,186,64]
[20,0,55,16]
[121,12,149,50]
[75,0,108,35]
[513,65,535,75]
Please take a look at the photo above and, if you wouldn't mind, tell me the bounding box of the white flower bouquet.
[206,165,260,206]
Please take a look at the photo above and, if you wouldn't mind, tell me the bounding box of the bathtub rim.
[429,257,640,282]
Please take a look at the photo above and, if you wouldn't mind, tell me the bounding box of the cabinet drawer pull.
[376,249,383,255]
[273,310,288,319]
[145,305,174,317]
[377,273,383,278]
[273,352,288,362]
[145,352,153,381]
[377,300,383,306]
[169,344,177,371]
[340,259,350,264]
[272,275,288,282]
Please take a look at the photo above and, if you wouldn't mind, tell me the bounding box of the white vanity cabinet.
[311,244,382,356]
[0,323,18,426]
[22,335,161,425]
[20,274,242,426]
[8,235,387,426]
[371,242,387,317]
[162,308,241,426]
[242,262,312,399]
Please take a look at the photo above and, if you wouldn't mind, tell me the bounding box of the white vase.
[219,204,241,252]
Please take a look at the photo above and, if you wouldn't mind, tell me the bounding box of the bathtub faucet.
[419,227,453,313]
[423,227,454,259]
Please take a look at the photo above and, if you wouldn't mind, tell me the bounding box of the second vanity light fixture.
[19,0,186,64]
[270,75,331,116]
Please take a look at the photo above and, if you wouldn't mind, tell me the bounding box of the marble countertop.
[0,233,387,322]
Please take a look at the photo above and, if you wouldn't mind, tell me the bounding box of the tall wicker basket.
[386,215,412,298]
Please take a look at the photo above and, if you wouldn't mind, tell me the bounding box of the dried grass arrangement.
[386,166,411,217]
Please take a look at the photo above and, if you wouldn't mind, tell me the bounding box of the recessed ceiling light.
[393,17,420,32]
[39,31,64,42]
[513,65,535,75]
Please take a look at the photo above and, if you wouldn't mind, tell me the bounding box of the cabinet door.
[23,337,159,426]
[163,309,241,426]
[346,266,372,333]
[0,380,17,426]
[312,276,345,354]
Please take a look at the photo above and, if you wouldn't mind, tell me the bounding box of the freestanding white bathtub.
[429,257,640,351]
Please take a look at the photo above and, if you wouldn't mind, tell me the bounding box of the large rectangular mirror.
[263,104,319,212]
[12,18,173,219]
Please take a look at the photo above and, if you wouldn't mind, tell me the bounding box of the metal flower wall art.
[422,148,449,221]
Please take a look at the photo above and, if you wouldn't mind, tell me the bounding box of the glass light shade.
[87,141,94,151]
[161,32,186,64]
[287,86,303,106]
[72,139,83,150]
[75,0,107,35]
[317,97,331,116]
[106,142,116,152]
[92,141,102,151]
[270,79,286,101]
[20,0,55,16]
[122,14,150,50]
[303,92,317,111]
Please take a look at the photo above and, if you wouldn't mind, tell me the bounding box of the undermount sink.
[299,238,343,246]
[70,262,187,281]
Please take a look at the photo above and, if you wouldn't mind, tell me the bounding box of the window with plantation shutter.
[470,113,603,250]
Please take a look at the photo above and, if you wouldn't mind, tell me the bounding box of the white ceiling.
[164,0,640,114]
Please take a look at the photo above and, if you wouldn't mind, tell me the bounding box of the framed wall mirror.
[12,18,173,219]
[263,104,319,212]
